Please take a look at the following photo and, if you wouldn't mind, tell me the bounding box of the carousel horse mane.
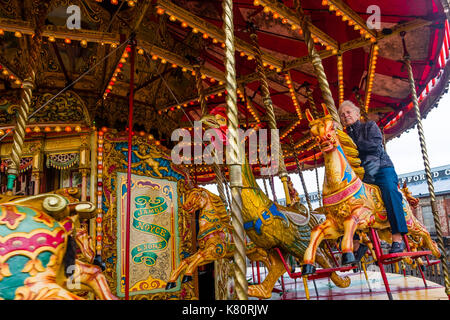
[335,128,365,180]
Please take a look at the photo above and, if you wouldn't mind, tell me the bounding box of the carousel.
[0,0,448,301]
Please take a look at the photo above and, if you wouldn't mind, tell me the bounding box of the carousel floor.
[247,266,448,300]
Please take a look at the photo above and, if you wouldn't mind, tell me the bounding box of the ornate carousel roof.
[0,0,449,183]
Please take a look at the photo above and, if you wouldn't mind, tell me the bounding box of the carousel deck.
[248,267,448,300]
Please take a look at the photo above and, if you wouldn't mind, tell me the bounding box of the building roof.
[399,164,450,197]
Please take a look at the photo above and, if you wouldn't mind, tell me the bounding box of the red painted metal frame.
[368,227,432,300]
[124,40,136,301]
[274,248,356,280]
[425,256,441,267]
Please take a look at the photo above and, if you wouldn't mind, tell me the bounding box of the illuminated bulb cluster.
[364,44,379,113]
[156,6,281,72]
[159,90,226,114]
[337,54,344,105]
[254,0,337,52]
[280,120,301,140]
[283,72,302,120]
[0,63,22,86]
[95,0,137,5]
[294,136,314,149]
[245,99,261,125]
[103,45,132,99]
[321,0,377,43]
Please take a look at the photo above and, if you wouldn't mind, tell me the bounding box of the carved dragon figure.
[301,108,441,275]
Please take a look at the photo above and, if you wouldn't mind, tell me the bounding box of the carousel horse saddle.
[283,208,309,227]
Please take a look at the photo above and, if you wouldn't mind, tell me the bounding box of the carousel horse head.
[182,187,209,214]
[183,187,227,215]
[305,104,339,153]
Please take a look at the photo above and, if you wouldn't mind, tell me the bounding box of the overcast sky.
[205,90,450,202]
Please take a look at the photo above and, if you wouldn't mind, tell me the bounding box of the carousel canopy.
[0,0,448,183]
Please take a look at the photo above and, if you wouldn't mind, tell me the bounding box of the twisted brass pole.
[194,65,229,207]
[268,174,278,203]
[261,168,270,196]
[401,32,450,296]
[295,0,342,130]
[223,0,248,300]
[249,30,291,205]
[194,65,209,117]
[289,137,312,212]
[6,3,49,193]
[314,151,322,206]
[353,87,369,121]
[305,84,319,118]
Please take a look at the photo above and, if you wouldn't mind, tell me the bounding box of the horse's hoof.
[165,282,176,290]
[342,252,356,265]
[302,264,316,275]
[182,275,193,283]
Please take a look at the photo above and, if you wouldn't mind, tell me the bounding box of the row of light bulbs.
[156,6,283,73]
[364,44,379,113]
[283,72,303,120]
[280,120,301,141]
[95,0,137,7]
[337,54,344,105]
[253,0,338,53]
[321,0,377,43]
[0,124,83,136]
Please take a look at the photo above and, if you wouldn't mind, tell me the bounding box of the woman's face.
[339,105,360,127]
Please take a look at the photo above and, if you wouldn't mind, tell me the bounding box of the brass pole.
[352,87,369,121]
[305,84,319,118]
[249,28,291,205]
[314,151,322,207]
[195,65,229,207]
[194,65,209,117]
[223,0,248,300]
[6,2,49,193]
[295,0,342,130]
[289,137,312,212]
[401,31,450,296]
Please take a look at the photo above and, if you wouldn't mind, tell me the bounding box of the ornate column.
[223,0,248,300]
[31,145,43,195]
[401,31,450,296]
[79,136,90,201]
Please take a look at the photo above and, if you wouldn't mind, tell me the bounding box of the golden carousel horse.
[0,188,118,300]
[199,108,351,299]
[301,108,441,275]
[165,187,269,291]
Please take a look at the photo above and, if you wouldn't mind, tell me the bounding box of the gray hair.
[338,100,361,115]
